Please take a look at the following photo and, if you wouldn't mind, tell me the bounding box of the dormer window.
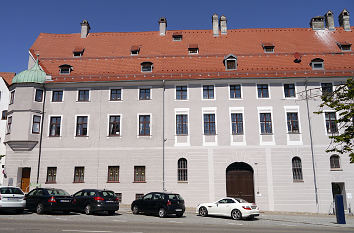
[310,58,324,70]
[172,32,182,41]
[141,62,153,72]
[73,47,84,57]
[188,44,199,54]
[262,43,275,53]
[59,64,73,74]
[337,42,352,51]
[223,54,237,71]
[131,46,140,55]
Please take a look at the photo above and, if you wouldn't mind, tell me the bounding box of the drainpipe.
[305,79,319,212]
[162,80,166,191]
[36,85,46,185]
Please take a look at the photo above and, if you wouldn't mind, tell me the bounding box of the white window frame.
[201,84,216,100]
[284,106,303,145]
[48,115,63,137]
[140,63,153,72]
[256,83,271,99]
[74,114,90,137]
[174,84,189,101]
[77,88,91,102]
[320,82,334,95]
[323,110,339,136]
[202,107,217,146]
[31,114,41,134]
[51,89,64,103]
[107,114,123,137]
[138,86,152,100]
[282,83,298,99]
[229,107,246,145]
[174,108,190,146]
[311,62,324,70]
[228,83,243,100]
[9,90,15,105]
[33,88,44,103]
[225,58,237,71]
[137,113,152,138]
[257,106,275,145]
[188,48,199,55]
[109,87,123,101]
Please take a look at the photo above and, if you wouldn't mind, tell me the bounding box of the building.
[4,10,354,213]
[0,72,13,186]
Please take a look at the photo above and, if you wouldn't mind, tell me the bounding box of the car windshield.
[99,191,115,197]
[167,194,183,200]
[47,189,70,196]
[235,198,248,203]
[0,187,24,195]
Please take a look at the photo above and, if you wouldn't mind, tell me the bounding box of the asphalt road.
[0,210,353,233]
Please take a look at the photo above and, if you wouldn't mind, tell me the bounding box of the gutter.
[36,85,46,184]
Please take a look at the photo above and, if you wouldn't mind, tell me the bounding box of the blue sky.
[1,0,353,73]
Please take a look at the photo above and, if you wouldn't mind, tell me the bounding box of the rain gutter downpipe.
[36,85,46,185]
[162,80,166,191]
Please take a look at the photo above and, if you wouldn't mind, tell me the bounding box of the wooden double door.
[21,168,31,193]
[226,163,255,203]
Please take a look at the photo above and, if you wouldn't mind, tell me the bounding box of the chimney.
[80,20,90,38]
[339,9,351,31]
[159,17,167,36]
[212,14,219,37]
[310,16,325,30]
[220,15,227,35]
[325,10,335,30]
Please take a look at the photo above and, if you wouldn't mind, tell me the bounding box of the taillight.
[167,200,171,206]
[48,196,56,203]
[94,196,104,201]
[73,199,76,204]
[0,194,2,200]
[242,206,251,210]
[115,197,119,202]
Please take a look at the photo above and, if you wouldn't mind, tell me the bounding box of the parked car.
[131,192,185,218]
[72,189,119,215]
[25,188,73,214]
[196,197,259,220]
[0,186,26,213]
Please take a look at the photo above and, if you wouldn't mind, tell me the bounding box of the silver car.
[0,186,26,213]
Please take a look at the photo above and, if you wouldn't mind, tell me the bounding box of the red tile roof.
[0,72,15,85]
[29,27,354,83]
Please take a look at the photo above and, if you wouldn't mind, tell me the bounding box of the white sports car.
[196,197,259,220]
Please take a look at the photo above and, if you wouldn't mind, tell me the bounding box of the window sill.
[75,135,89,137]
[287,132,301,134]
[45,182,57,184]
[138,135,151,137]
[109,99,122,102]
[133,181,146,183]
[260,133,273,135]
[51,101,63,103]
[177,181,188,183]
[138,99,151,101]
[203,134,217,136]
[108,135,121,137]
[330,168,343,171]
[293,180,304,183]
[107,181,120,183]
[49,135,61,138]
[232,133,244,136]
[76,101,90,103]
[73,181,85,183]
[176,134,189,136]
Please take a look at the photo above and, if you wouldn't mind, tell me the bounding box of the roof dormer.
[141,62,153,72]
[172,32,182,41]
[337,41,352,51]
[131,46,140,56]
[310,58,324,70]
[188,44,199,54]
[223,54,237,71]
[262,42,275,53]
[73,47,84,57]
[59,64,73,74]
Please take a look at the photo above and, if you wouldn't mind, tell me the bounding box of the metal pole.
[36,85,46,185]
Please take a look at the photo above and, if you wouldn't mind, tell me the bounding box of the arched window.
[330,155,341,169]
[178,158,188,182]
[292,157,303,182]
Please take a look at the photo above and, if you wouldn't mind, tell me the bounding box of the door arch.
[226,162,255,203]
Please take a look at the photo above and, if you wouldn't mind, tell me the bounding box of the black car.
[131,192,185,218]
[25,188,73,214]
[72,189,119,215]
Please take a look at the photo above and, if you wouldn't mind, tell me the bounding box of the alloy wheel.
[199,207,208,217]
[231,209,242,220]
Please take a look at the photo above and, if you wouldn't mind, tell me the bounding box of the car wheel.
[176,213,183,217]
[36,203,45,215]
[63,210,71,215]
[15,209,24,214]
[84,205,92,215]
[158,208,166,218]
[132,205,139,215]
[108,210,115,215]
[199,206,208,217]
[231,209,242,220]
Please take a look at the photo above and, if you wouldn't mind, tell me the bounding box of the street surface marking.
[228,222,243,225]
[167,220,182,223]
[62,230,112,233]
[113,219,128,222]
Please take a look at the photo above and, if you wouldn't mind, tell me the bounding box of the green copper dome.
[12,59,46,84]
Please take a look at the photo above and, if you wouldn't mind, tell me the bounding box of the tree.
[315,78,354,163]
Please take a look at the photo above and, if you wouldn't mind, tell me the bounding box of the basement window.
[172,33,182,41]
[262,43,275,53]
[59,64,73,74]
[141,62,153,72]
[337,42,351,52]
[223,54,237,71]
[310,58,324,70]
[131,46,140,56]
[188,44,199,54]
[73,47,84,57]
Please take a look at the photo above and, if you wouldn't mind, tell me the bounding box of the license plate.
[60,200,70,202]
[175,209,182,211]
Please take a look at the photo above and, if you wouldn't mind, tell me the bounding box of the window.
[46,167,57,183]
[78,90,89,101]
[10,91,15,104]
[223,54,237,71]
[76,116,88,136]
[330,155,341,169]
[177,158,188,182]
[203,85,214,99]
[7,116,12,134]
[188,44,199,54]
[321,83,333,95]
[337,42,351,51]
[262,43,275,53]
[310,58,324,70]
[176,114,188,135]
[260,113,272,134]
[172,33,183,41]
[131,46,140,55]
[134,166,145,182]
[231,113,243,135]
[284,84,296,98]
[292,157,303,182]
[73,47,84,57]
[109,115,121,136]
[325,112,338,134]
[176,86,187,100]
[139,88,150,100]
[74,167,84,183]
[1,110,7,120]
[257,84,269,98]
[52,90,63,102]
[110,89,121,101]
[230,85,241,99]
[35,89,43,102]
[204,114,216,135]
[59,64,72,74]
[49,117,61,137]
[287,112,299,133]
[141,62,153,72]
[107,166,119,182]
[136,193,144,200]
[139,115,150,136]
[32,115,41,134]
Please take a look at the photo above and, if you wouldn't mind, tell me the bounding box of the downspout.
[162,80,166,191]
[36,85,46,185]
[305,79,319,212]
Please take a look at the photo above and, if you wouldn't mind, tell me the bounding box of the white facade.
[0,77,9,185]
